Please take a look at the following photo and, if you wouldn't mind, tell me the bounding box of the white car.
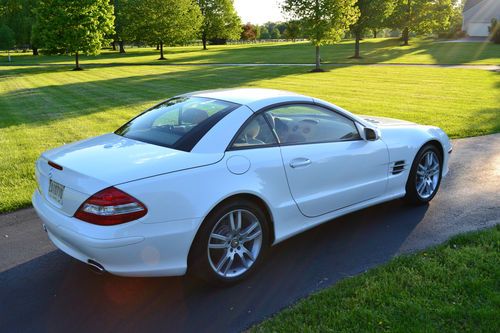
[33,88,452,284]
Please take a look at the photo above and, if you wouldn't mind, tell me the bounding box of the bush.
[490,18,500,44]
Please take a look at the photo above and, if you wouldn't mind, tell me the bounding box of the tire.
[189,199,270,285]
[405,144,443,205]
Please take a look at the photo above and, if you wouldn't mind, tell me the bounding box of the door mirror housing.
[364,127,379,141]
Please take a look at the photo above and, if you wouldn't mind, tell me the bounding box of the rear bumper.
[32,190,200,277]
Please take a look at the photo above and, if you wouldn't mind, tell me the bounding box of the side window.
[232,114,277,148]
[265,104,361,145]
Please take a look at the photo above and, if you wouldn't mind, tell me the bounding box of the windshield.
[115,97,239,151]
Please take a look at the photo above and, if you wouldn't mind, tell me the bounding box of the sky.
[234,0,286,24]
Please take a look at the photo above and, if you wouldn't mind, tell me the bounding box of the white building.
[462,0,500,37]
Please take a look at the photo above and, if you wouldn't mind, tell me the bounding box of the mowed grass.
[0,63,499,212]
[252,225,500,333]
[2,38,500,66]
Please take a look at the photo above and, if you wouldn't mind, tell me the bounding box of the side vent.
[391,160,406,175]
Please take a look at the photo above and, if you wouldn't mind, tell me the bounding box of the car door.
[264,103,389,217]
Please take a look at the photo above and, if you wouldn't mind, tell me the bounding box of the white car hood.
[361,116,416,127]
[41,133,223,193]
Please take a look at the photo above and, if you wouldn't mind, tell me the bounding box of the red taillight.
[48,161,63,170]
[74,187,147,225]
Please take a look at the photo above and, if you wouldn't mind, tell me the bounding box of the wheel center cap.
[231,239,239,248]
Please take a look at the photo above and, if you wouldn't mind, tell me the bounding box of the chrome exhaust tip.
[87,259,105,274]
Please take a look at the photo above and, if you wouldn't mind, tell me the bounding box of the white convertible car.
[33,88,452,284]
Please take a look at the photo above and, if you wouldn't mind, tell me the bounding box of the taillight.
[74,187,147,225]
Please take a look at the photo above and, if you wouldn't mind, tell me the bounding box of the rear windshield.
[115,97,239,151]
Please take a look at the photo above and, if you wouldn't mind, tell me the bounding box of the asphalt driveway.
[0,134,499,333]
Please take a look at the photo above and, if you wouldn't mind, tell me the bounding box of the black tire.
[189,199,270,285]
[405,144,443,205]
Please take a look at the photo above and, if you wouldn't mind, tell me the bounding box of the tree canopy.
[197,0,241,49]
[124,0,202,59]
[350,0,396,58]
[0,23,15,61]
[34,0,114,69]
[282,0,359,71]
[389,0,453,45]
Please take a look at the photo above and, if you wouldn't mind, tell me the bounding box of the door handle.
[289,158,311,168]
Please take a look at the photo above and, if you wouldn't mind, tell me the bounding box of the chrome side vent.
[391,160,406,175]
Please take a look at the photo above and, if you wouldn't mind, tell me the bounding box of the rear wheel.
[405,144,442,205]
[189,200,270,285]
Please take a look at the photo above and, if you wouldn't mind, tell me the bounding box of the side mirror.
[364,128,379,141]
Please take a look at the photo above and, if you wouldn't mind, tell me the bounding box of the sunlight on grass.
[252,225,500,332]
[1,38,499,66]
[0,63,499,213]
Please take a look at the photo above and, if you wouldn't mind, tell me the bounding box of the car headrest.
[181,108,209,124]
[243,119,261,139]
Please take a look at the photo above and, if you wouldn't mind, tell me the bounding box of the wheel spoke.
[242,221,259,237]
[236,210,242,231]
[238,252,250,268]
[416,180,426,194]
[229,212,236,231]
[426,153,432,167]
[211,233,229,242]
[223,255,234,276]
[242,230,262,243]
[208,242,227,249]
[216,252,230,273]
[241,246,255,262]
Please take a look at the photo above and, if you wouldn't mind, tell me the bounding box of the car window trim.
[226,112,279,151]
[226,101,362,151]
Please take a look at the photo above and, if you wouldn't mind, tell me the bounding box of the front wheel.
[189,200,270,285]
[405,144,443,205]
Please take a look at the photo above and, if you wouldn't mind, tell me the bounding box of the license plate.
[48,179,65,205]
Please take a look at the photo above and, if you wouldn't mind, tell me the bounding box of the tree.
[0,23,15,61]
[0,0,37,53]
[260,26,270,39]
[282,0,359,71]
[125,0,202,60]
[197,0,241,50]
[113,0,133,53]
[389,0,453,46]
[284,20,302,41]
[34,0,114,70]
[270,27,281,39]
[350,0,396,58]
[490,18,500,44]
[241,23,258,40]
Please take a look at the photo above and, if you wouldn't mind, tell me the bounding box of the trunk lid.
[36,133,223,215]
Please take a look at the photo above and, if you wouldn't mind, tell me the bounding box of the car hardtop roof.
[182,88,313,111]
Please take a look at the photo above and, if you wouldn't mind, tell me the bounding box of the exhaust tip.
[87,259,105,274]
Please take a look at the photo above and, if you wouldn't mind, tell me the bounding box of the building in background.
[462,0,500,37]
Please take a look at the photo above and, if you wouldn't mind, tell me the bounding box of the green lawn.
[252,225,500,332]
[2,38,499,66]
[0,63,499,213]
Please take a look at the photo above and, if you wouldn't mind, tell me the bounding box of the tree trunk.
[202,31,207,50]
[373,29,378,38]
[74,52,82,70]
[119,40,125,53]
[32,47,39,56]
[156,44,160,50]
[112,41,116,51]
[314,45,321,71]
[402,27,409,46]
[158,41,165,60]
[8,49,11,62]
[354,31,361,58]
